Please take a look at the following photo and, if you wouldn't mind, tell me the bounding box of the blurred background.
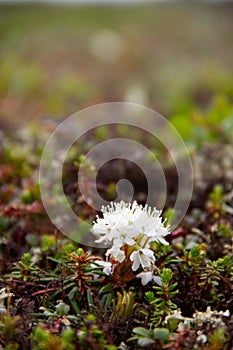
[0,0,233,130]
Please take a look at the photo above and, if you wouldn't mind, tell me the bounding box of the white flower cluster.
[92,201,170,285]
[165,306,230,331]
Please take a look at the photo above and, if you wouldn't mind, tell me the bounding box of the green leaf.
[145,291,155,303]
[87,289,96,315]
[68,296,80,315]
[153,328,170,342]
[68,286,78,299]
[138,338,155,347]
[160,268,173,284]
[132,327,151,337]
[56,302,70,316]
[99,283,113,294]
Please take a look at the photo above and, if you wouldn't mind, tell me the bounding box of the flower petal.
[136,271,153,286]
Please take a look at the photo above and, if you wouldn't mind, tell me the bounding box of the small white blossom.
[165,307,230,329]
[92,201,169,245]
[0,288,14,306]
[130,248,155,271]
[94,261,113,275]
[197,331,207,344]
[132,208,169,245]
[106,246,125,263]
[177,321,190,332]
[92,201,139,244]
[136,271,162,286]
[136,271,153,286]
[113,237,136,248]
[92,201,170,279]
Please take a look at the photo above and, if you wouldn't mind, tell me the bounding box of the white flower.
[94,261,112,275]
[0,288,14,307]
[130,248,155,271]
[92,201,169,246]
[113,237,136,248]
[178,321,191,332]
[92,201,170,279]
[132,207,169,245]
[136,271,163,286]
[106,246,126,263]
[136,271,153,286]
[92,201,139,244]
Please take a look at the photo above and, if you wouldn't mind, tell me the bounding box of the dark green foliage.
[147,268,178,326]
